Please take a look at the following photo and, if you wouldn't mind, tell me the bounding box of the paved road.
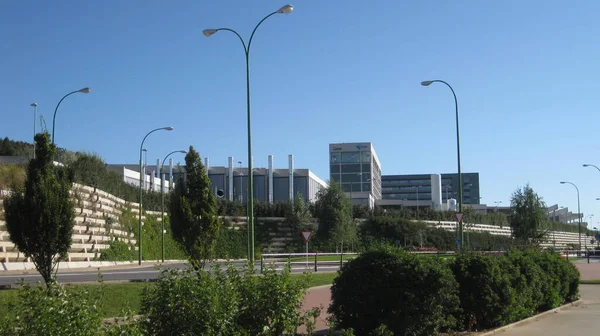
[497,284,600,335]
[0,260,342,286]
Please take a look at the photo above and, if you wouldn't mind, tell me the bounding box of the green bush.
[329,249,460,336]
[452,253,519,330]
[0,283,103,336]
[214,223,247,259]
[141,264,310,336]
[505,250,545,318]
[137,215,187,261]
[100,240,136,261]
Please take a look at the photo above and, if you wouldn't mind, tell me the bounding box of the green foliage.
[0,282,103,336]
[140,264,310,335]
[452,250,580,331]
[214,221,247,259]
[360,215,514,252]
[314,181,356,251]
[139,215,186,261]
[509,184,550,245]
[452,253,519,330]
[169,146,220,269]
[0,164,26,190]
[3,133,75,285]
[0,137,34,157]
[329,249,461,336]
[100,240,136,261]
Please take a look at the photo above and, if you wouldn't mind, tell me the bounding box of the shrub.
[100,240,136,261]
[0,282,103,336]
[504,249,545,318]
[140,264,310,336]
[452,253,519,330]
[141,267,241,335]
[329,249,460,336]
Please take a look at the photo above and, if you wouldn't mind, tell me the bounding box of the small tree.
[509,184,549,245]
[314,181,356,251]
[3,133,75,286]
[285,192,312,230]
[169,146,220,270]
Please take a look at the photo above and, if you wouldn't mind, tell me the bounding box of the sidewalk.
[495,284,600,335]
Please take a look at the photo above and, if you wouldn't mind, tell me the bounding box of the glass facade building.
[329,142,382,207]
[381,173,480,205]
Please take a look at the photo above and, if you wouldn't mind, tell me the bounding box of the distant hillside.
[0,136,78,163]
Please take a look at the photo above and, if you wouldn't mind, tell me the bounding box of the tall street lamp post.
[160,149,187,262]
[560,181,582,252]
[421,80,463,249]
[51,87,91,145]
[30,103,38,158]
[138,127,174,265]
[203,4,293,262]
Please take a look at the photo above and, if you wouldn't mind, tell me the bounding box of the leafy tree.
[313,181,356,251]
[508,184,549,245]
[3,133,75,286]
[70,153,107,189]
[285,192,312,230]
[169,146,220,269]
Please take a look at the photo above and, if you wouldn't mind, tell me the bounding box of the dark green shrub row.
[330,248,580,335]
[99,241,136,261]
[453,250,579,330]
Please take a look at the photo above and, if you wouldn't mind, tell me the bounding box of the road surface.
[0,260,342,286]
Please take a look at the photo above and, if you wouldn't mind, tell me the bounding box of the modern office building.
[329,142,382,208]
[381,173,480,204]
[107,154,328,204]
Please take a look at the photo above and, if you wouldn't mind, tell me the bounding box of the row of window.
[331,151,371,164]
[331,173,373,183]
[341,182,372,193]
[330,163,372,174]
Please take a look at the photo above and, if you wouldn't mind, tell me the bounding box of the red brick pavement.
[575,263,600,280]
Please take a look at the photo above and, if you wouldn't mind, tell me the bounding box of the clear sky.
[2,0,600,226]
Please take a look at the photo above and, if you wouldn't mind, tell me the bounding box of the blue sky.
[2,0,600,225]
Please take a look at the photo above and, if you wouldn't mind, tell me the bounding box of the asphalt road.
[0,260,342,286]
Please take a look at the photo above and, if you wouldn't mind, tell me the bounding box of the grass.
[0,272,338,318]
[580,279,600,284]
[284,255,357,263]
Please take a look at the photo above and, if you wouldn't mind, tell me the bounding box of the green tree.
[508,184,549,245]
[285,192,312,230]
[169,146,220,269]
[3,133,75,286]
[314,181,356,251]
[70,153,107,189]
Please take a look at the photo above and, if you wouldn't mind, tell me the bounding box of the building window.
[341,152,360,163]
[362,182,371,192]
[341,164,361,173]
[342,183,352,192]
[361,152,371,163]
[330,164,340,174]
[331,152,341,164]
[331,174,341,182]
[341,173,362,183]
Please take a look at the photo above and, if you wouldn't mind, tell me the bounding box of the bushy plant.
[0,282,103,336]
[141,267,241,335]
[452,253,519,330]
[100,240,136,261]
[140,264,309,336]
[329,248,460,336]
[504,250,545,318]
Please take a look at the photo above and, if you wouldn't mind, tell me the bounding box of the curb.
[308,284,332,291]
[478,299,583,335]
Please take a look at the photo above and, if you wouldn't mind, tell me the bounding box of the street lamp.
[30,103,38,159]
[160,149,187,262]
[138,126,174,265]
[421,79,464,248]
[203,4,293,262]
[51,87,91,144]
[560,181,582,251]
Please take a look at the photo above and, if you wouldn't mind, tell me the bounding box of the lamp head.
[277,4,293,14]
[142,148,147,152]
[179,150,187,154]
[163,127,174,131]
[584,164,591,167]
[30,103,38,107]
[203,29,218,37]
[560,181,566,184]
[421,80,434,86]
[79,87,91,93]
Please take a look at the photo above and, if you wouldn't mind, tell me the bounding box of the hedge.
[330,248,580,335]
